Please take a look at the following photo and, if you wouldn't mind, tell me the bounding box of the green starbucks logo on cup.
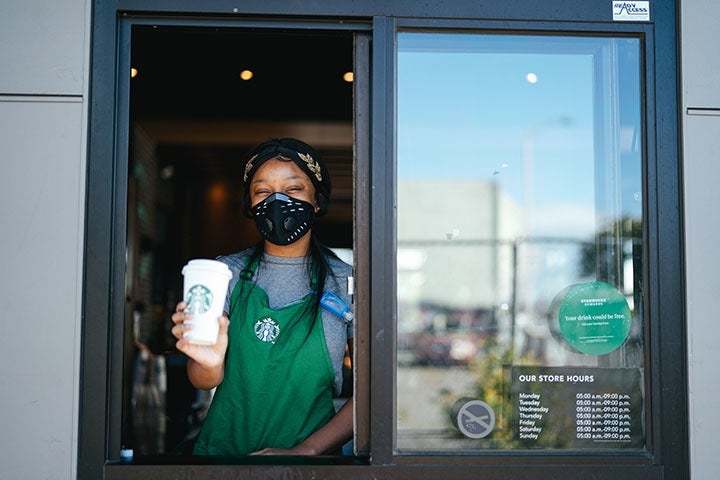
[186,284,213,315]
[555,281,632,355]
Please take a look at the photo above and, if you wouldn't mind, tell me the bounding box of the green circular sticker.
[556,281,632,355]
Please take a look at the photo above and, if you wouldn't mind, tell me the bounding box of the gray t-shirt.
[217,249,353,396]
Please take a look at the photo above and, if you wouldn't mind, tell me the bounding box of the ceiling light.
[160,165,174,180]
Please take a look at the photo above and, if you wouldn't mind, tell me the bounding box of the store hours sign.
[511,366,644,448]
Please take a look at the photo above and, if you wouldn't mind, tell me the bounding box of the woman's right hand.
[171,301,229,387]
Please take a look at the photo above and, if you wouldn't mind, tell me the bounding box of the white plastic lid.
[182,259,231,278]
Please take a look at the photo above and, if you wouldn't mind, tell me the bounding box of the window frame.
[82,2,686,479]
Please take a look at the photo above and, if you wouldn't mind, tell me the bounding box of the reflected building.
[397,179,521,365]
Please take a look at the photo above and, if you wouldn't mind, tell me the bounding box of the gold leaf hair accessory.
[298,152,323,182]
[243,154,258,182]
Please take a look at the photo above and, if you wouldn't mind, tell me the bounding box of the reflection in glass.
[396,32,644,452]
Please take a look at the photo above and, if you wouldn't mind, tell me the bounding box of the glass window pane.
[396,32,644,453]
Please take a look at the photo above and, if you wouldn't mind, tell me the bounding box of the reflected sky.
[397,32,642,237]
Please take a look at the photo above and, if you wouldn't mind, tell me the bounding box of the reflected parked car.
[410,308,495,365]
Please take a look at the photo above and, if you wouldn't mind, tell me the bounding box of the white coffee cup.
[181,259,232,345]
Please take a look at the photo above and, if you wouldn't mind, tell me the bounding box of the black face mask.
[252,192,316,246]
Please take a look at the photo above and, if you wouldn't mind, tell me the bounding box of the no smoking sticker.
[452,398,496,439]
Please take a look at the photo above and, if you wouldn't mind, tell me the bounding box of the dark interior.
[124,25,354,455]
[130,27,353,121]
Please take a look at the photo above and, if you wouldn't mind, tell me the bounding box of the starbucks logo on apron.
[254,317,280,343]
[186,285,213,314]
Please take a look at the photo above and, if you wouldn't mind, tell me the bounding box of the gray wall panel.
[0,1,87,95]
[682,0,720,107]
[683,111,720,480]
[0,98,85,480]
[682,1,720,478]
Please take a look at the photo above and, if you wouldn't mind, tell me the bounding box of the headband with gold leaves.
[298,152,323,182]
[243,154,258,182]
[243,151,323,184]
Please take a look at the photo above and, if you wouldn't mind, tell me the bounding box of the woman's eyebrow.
[252,173,305,184]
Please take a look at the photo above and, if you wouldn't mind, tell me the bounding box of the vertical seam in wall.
[71,0,93,477]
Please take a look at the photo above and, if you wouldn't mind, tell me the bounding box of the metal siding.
[682,0,720,107]
[0,97,85,480]
[684,111,720,479]
[0,0,87,95]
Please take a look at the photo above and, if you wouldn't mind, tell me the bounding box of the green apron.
[193,258,336,456]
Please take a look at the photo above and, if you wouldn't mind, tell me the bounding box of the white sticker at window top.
[612,1,650,21]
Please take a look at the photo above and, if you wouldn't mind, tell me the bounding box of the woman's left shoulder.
[326,252,353,277]
[216,248,256,280]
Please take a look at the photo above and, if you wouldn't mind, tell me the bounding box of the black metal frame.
[82,1,686,479]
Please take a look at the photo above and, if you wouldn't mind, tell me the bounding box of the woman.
[171,138,354,456]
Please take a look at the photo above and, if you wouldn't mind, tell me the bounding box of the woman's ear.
[315,193,329,216]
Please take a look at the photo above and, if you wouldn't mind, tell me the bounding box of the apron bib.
[193,257,336,456]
